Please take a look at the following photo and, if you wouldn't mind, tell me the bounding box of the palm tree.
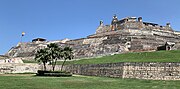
[35,43,73,72]
[35,48,49,71]
[47,43,63,71]
[61,46,74,71]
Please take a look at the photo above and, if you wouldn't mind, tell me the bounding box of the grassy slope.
[0,75,179,89]
[23,50,180,65]
[23,60,37,63]
[56,50,180,65]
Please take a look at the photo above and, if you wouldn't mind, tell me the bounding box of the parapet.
[96,15,174,34]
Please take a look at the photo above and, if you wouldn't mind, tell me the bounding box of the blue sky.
[0,0,180,55]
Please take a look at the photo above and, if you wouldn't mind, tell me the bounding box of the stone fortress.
[1,15,180,80]
[5,14,180,60]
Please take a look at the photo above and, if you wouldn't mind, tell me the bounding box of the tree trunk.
[52,59,57,71]
[43,62,46,71]
[61,59,66,71]
[51,60,54,71]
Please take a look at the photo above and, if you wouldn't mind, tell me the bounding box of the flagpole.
[21,32,25,43]
[21,35,22,43]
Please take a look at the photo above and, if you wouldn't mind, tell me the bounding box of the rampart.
[64,62,180,80]
[0,62,179,80]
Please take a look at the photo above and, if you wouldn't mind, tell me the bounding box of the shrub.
[36,70,72,77]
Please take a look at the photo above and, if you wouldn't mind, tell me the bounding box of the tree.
[47,43,63,71]
[61,46,74,71]
[35,43,73,72]
[35,48,49,71]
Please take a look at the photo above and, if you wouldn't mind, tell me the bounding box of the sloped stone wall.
[0,55,9,60]
[64,62,180,80]
[5,29,180,59]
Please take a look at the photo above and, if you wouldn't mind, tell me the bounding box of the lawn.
[0,74,179,89]
[23,50,180,65]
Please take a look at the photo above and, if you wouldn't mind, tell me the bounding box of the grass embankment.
[0,75,179,89]
[23,60,37,63]
[23,50,180,65]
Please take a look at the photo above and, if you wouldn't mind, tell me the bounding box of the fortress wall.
[5,28,180,59]
[1,62,179,80]
[65,63,124,77]
[64,62,180,80]
[123,22,142,29]
[130,36,164,50]
[6,42,43,57]
[73,43,127,58]
[66,38,85,46]
[0,55,9,60]
[122,63,180,80]
[0,63,39,74]
[96,25,111,34]
[69,35,130,58]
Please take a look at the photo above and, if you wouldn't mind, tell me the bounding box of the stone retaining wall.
[0,63,39,74]
[1,62,179,80]
[64,62,180,80]
[122,63,180,80]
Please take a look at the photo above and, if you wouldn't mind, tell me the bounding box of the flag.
[22,32,25,36]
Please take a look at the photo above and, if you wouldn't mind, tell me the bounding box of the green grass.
[0,74,179,89]
[56,50,180,65]
[23,60,37,63]
[24,50,180,65]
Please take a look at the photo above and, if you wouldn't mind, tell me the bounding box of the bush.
[36,70,72,77]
